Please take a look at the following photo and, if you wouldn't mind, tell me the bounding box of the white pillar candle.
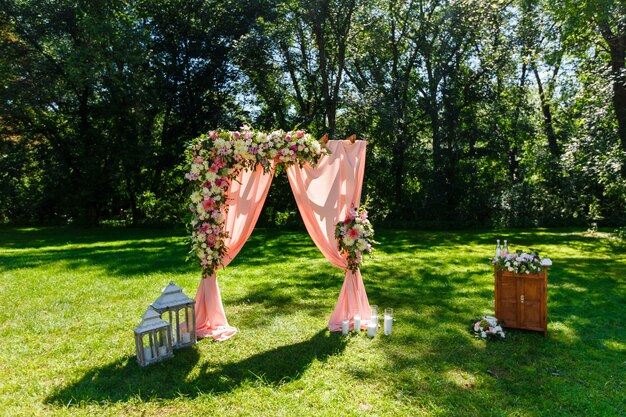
[143,347,153,361]
[341,320,349,335]
[367,323,377,338]
[353,314,361,332]
[384,315,393,335]
[182,333,191,343]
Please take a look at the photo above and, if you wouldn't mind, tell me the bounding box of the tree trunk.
[509,61,528,181]
[78,85,99,225]
[609,41,626,177]
[598,16,626,177]
[532,65,559,158]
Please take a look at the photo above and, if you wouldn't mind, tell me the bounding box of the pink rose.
[210,164,219,173]
[209,131,219,139]
[233,131,240,139]
[202,198,215,211]
[348,228,360,239]
[290,145,298,151]
[296,130,305,138]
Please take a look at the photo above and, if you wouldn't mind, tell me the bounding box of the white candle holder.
[370,304,378,327]
[353,312,361,332]
[367,322,377,338]
[384,308,393,336]
[341,318,349,335]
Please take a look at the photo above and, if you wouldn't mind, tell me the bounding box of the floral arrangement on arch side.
[471,316,506,340]
[335,207,376,272]
[185,125,328,277]
[492,249,545,274]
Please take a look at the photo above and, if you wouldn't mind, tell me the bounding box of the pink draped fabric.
[287,140,370,331]
[195,164,274,340]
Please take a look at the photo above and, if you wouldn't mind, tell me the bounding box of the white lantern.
[151,281,196,349]
[134,307,173,366]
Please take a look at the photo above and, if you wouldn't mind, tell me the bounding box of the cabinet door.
[498,275,519,327]
[520,278,544,330]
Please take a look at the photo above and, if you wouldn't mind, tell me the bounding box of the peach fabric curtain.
[287,140,371,331]
[195,164,274,340]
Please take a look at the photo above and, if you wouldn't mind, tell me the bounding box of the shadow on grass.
[46,329,346,406]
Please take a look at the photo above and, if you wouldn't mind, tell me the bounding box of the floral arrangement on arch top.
[185,125,328,277]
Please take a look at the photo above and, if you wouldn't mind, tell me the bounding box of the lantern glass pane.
[158,330,168,348]
[142,334,153,361]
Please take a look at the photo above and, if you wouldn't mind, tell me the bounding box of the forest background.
[1,0,625,230]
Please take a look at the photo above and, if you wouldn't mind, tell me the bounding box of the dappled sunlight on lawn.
[0,226,624,416]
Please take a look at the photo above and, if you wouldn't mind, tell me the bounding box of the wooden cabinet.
[494,267,548,336]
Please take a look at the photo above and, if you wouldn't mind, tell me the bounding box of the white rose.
[343,236,354,246]
[191,192,202,204]
[214,138,228,149]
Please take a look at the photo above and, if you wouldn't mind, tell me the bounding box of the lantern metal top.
[151,281,195,310]
[134,307,170,334]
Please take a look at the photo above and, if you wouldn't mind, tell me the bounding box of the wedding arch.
[184,126,372,341]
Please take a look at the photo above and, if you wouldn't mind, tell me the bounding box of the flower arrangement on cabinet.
[492,249,546,274]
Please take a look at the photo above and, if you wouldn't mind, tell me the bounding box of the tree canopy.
[1,0,624,228]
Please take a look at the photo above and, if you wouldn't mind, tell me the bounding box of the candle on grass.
[353,313,361,332]
[341,319,349,335]
[367,322,377,338]
[384,308,393,336]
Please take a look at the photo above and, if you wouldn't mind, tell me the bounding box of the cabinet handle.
[520,294,524,304]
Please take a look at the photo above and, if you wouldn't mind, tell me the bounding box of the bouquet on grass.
[471,316,506,340]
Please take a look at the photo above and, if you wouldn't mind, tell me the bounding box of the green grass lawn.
[0,226,624,416]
